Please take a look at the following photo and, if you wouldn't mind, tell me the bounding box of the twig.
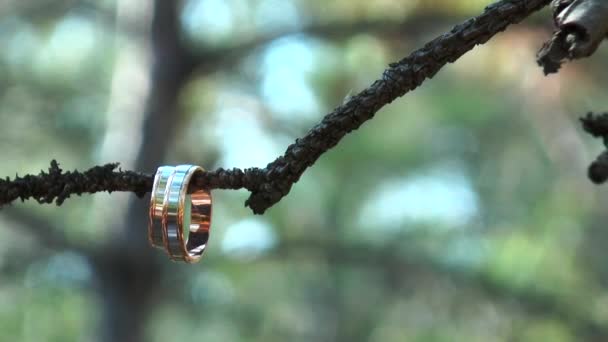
[0,161,151,206]
[0,0,552,214]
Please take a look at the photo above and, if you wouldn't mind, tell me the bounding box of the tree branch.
[0,161,151,206]
[0,0,552,214]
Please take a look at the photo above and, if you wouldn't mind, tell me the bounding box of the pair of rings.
[148,165,212,263]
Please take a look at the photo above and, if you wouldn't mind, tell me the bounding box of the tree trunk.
[95,1,193,341]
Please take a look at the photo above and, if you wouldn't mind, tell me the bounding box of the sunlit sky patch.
[182,0,233,43]
[183,0,320,123]
[221,217,278,259]
[182,0,301,43]
[212,95,285,168]
[357,163,479,232]
[261,36,321,121]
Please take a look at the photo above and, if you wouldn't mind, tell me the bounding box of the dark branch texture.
[0,0,553,214]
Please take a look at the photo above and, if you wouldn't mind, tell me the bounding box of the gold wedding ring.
[148,165,212,263]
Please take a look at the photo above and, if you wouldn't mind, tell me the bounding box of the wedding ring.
[148,166,176,248]
[162,164,212,263]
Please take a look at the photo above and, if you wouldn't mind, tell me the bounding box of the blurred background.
[1,0,608,341]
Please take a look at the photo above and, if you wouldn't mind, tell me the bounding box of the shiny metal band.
[148,166,176,248]
[161,165,212,263]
